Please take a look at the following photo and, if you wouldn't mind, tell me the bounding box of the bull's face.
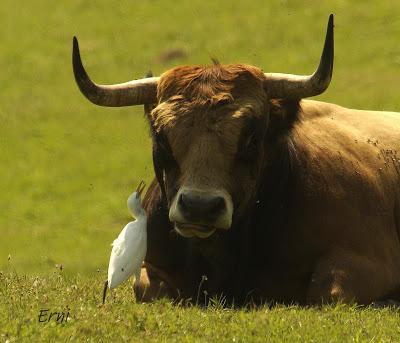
[72,15,333,239]
[150,65,270,238]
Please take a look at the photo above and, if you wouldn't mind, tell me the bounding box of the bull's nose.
[178,192,226,223]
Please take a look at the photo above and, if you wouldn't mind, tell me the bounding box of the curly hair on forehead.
[157,63,266,107]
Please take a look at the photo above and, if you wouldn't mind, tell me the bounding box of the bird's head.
[127,180,146,219]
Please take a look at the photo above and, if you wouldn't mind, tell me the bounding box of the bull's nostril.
[178,193,187,210]
[177,192,226,222]
[210,197,225,214]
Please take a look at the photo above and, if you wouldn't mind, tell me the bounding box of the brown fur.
[136,63,400,306]
[157,63,266,105]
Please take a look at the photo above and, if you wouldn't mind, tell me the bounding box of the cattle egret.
[102,181,147,304]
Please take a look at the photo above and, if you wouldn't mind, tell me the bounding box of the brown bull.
[73,15,400,305]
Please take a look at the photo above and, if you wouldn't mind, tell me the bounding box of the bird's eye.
[121,268,124,272]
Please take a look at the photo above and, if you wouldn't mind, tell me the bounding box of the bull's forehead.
[153,100,254,157]
[155,101,244,146]
[151,63,267,131]
[156,63,266,103]
[152,97,263,128]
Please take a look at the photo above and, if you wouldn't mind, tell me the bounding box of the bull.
[72,15,400,305]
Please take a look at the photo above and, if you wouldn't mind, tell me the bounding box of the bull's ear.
[144,103,156,117]
[143,70,167,203]
[267,99,301,138]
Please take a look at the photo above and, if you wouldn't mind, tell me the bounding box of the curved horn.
[72,37,159,106]
[264,14,334,99]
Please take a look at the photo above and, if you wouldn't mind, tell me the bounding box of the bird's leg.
[102,280,108,304]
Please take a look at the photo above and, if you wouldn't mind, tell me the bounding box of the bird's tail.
[102,280,108,304]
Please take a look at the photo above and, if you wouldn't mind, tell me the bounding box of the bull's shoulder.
[298,100,400,151]
[299,99,400,132]
[299,99,345,118]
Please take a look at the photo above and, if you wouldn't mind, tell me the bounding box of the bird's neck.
[133,210,147,222]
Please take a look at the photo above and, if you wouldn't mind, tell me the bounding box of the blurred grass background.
[1,0,400,276]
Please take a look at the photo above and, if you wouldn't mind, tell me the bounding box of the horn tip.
[72,36,83,75]
[72,36,80,59]
[328,14,334,28]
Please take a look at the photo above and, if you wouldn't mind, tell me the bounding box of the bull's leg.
[306,250,400,304]
[134,264,180,302]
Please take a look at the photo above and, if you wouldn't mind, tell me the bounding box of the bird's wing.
[125,223,146,253]
[107,222,147,288]
[125,225,147,275]
[110,221,136,256]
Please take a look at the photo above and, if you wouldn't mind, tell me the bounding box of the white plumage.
[102,181,147,303]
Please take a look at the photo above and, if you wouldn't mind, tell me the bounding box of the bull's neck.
[257,135,299,220]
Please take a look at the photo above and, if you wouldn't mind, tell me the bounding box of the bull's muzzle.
[169,187,233,238]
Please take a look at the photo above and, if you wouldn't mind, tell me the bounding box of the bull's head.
[73,15,334,239]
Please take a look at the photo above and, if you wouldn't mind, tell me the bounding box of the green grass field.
[2,272,400,342]
[1,0,400,341]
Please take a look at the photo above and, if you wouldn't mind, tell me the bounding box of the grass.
[1,270,400,342]
[1,0,400,341]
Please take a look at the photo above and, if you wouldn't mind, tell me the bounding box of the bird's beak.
[136,180,146,197]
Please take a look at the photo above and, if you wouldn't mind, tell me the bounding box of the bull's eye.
[243,134,259,160]
[152,131,179,177]
[150,126,180,202]
[155,136,175,167]
[236,134,259,163]
[236,116,266,163]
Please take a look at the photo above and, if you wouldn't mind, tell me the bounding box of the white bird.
[102,181,147,304]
